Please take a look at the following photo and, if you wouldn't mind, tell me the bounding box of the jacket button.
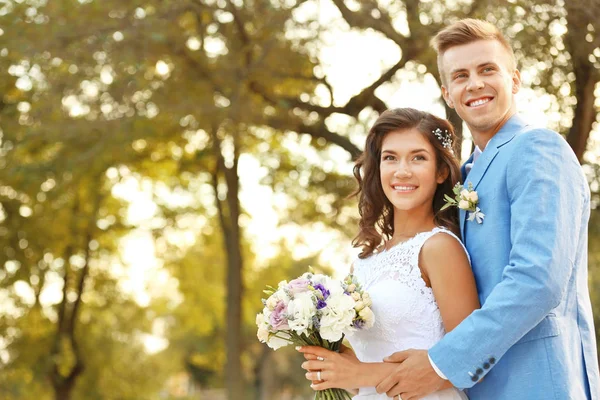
[471,374,479,382]
[489,357,496,364]
[483,362,490,369]
[476,368,483,375]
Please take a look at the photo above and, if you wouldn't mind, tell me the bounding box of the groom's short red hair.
[431,19,516,83]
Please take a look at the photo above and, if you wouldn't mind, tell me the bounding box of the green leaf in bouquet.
[444,194,457,204]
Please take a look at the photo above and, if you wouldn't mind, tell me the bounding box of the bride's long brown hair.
[352,108,461,259]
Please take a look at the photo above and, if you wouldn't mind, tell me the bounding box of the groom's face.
[440,40,521,138]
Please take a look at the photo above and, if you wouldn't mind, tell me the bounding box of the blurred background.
[1,0,599,399]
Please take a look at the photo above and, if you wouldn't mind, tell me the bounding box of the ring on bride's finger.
[317,356,324,361]
[317,370,322,381]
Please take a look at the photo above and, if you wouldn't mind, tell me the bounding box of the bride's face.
[379,128,445,215]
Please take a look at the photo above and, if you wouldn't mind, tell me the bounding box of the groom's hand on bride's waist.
[376,349,449,400]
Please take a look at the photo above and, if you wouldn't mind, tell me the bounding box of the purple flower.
[313,283,330,299]
[353,319,365,329]
[288,278,310,294]
[269,301,289,330]
[316,299,327,310]
[312,315,320,330]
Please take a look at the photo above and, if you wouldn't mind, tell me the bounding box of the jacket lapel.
[464,147,500,190]
[463,115,529,190]
[460,114,529,238]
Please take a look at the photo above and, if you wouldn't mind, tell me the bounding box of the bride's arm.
[420,233,480,333]
[298,345,400,391]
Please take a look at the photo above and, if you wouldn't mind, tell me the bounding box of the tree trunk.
[49,186,102,400]
[51,363,84,400]
[254,347,274,400]
[564,0,599,162]
[212,133,244,400]
[54,386,73,400]
[445,105,465,158]
[567,62,597,162]
[224,166,243,400]
[431,71,466,159]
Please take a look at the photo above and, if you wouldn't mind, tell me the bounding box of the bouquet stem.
[314,388,352,399]
[303,336,352,400]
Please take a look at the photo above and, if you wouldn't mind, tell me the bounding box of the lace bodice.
[346,227,469,400]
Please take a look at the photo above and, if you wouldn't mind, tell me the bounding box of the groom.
[376,19,600,399]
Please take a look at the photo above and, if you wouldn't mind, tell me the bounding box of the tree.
[564,0,600,162]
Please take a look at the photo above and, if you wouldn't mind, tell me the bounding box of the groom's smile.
[466,96,493,107]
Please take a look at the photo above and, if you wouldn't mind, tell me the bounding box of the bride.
[297,108,479,400]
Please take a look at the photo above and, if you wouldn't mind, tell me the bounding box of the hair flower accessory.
[441,182,485,224]
[433,127,453,150]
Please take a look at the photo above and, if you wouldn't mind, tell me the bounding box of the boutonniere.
[441,183,485,224]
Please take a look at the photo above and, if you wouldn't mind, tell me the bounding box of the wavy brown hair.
[352,108,461,259]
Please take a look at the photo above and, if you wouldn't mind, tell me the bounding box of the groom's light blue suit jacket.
[429,115,600,399]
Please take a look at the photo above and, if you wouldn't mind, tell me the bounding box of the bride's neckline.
[377,226,444,254]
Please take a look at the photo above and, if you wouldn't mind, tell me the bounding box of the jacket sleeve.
[428,129,588,388]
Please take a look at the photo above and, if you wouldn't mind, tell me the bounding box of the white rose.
[359,307,375,329]
[347,284,356,293]
[458,200,470,210]
[460,189,470,199]
[467,191,478,202]
[262,307,272,320]
[273,289,290,304]
[257,327,270,343]
[287,291,316,335]
[351,292,361,301]
[257,328,269,343]
[319,293,356,342]
[256,312,270,343]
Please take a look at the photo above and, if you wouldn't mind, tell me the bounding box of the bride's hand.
[301,344,356,362]
[297,345,361,391]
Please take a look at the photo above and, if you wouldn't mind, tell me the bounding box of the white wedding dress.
[346,227,469,400]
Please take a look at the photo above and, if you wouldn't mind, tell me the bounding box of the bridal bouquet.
[256,270,374,400]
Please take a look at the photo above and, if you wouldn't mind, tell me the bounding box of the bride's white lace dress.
[346,227,469,400]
